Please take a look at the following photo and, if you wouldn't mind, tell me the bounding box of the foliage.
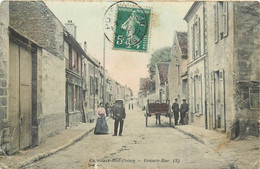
[147,47,172,79]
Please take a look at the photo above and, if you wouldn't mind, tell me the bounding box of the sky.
[46,1,193,95]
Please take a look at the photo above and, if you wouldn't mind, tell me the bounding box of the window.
[71,48,79,72]
[95,77,98,95]
[193,74,202,114]
[249,89,260,109]
[68,84,74,112]
[64,41,69,59]
[75,86,80,110]
[192,15,200,59]
[90,76,94,95]
[214,2,228,43]
[78,55,81,75]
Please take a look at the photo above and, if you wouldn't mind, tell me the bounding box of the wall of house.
[0,1,10,153]
[207,2,235,132]
[37,48,66,142]
[186,2,206,128]
[187,3,206,64]
[169,33,183,104]
[87,63,96,122]
[9,1,64,59]
[232,2,259,139]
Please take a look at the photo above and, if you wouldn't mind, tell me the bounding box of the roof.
[183,2,201,21]
[157,62,170,85]
[176,31,188,59]
[140,78,149,90]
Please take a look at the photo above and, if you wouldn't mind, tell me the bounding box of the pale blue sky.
[46,1,193,94]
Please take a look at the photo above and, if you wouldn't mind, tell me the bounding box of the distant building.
[151,62,170,102]
[168,31,188,104]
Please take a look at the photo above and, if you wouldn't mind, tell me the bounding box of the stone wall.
[232,2,259,139]
[0,1,9,153]
[37,48,66,142]
[206,2,236,132]
[9,1,64,59]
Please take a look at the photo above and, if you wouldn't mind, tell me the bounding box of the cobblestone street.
[24,103,231,169]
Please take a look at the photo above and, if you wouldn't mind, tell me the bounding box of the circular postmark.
[104,1,151,51]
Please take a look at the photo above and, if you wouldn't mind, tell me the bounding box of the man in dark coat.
[172,98,179,125]
[180,99,189,125]
[113,101,126,136]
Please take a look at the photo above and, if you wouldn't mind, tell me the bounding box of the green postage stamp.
[113,6,151,52]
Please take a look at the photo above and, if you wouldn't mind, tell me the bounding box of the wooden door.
[9,42,20,153]
[9,41,32,152]
[19,46,32,148]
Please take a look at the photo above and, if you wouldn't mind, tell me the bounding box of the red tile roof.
[140,78,149,90]
[176,32,188,59]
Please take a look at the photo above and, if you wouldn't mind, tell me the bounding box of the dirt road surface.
[24,103,231,169]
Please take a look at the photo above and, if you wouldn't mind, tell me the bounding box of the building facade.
[184,2,209,128]
[8,1,67,153]
[184,1,259,139]
[168,31,188,104]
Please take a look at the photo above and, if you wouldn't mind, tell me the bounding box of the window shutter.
[192,26,195,60]
[223,2,228,37]
[214,5,219,43]
[197,18,201,57]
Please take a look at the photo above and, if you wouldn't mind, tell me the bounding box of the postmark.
[104,1,151,52]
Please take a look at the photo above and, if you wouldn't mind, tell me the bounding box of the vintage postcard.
[0,0,259,169]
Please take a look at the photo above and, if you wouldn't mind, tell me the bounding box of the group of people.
[172,98,189,125]
[94,101,126,136]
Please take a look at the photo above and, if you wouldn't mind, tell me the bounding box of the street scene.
[0,0,259,169]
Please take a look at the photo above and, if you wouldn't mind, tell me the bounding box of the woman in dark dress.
[94,102,109,134]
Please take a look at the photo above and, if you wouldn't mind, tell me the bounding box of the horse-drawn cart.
[145,99,172,127]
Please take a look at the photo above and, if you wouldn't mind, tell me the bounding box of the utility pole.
[103,34,106,105]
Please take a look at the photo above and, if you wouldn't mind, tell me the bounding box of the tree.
[147,47,172,79]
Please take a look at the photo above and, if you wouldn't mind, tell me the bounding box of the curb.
[18,126,95,168]
[174,126,205,144]
[157,118,205,144]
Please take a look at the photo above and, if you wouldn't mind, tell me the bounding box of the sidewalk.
[0,121,97,169]
[174,124,259,169]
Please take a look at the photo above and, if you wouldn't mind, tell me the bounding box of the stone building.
[184,2,208,128]
[148,62,170,102]
[82,54,101,122]
[184,1,259,139]
[6,1,67,153]
[168,31,188,105]
[0,1,9,153]
[207,1,259,139]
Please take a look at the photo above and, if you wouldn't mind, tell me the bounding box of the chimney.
[84,41,87,53]
[65,20,77,40]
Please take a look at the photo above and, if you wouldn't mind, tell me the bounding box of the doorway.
[210,70,226,131]
[9,41,32,153]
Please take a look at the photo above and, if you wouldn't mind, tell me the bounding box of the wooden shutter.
[223,2,228,37]
[214,5,219,43]
[197,18,201,57]
[192,26,195,60]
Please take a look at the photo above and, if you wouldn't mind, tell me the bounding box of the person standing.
[129,103,131,110]
[113,101,126,136]
[132,103,134,110]
[94,102,109,134]
[105,102,110,117]
[180,99,189,125]
[110,102,116,118]
[172,98,179,125]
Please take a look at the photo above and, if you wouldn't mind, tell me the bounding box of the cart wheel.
[146,116,148,127]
